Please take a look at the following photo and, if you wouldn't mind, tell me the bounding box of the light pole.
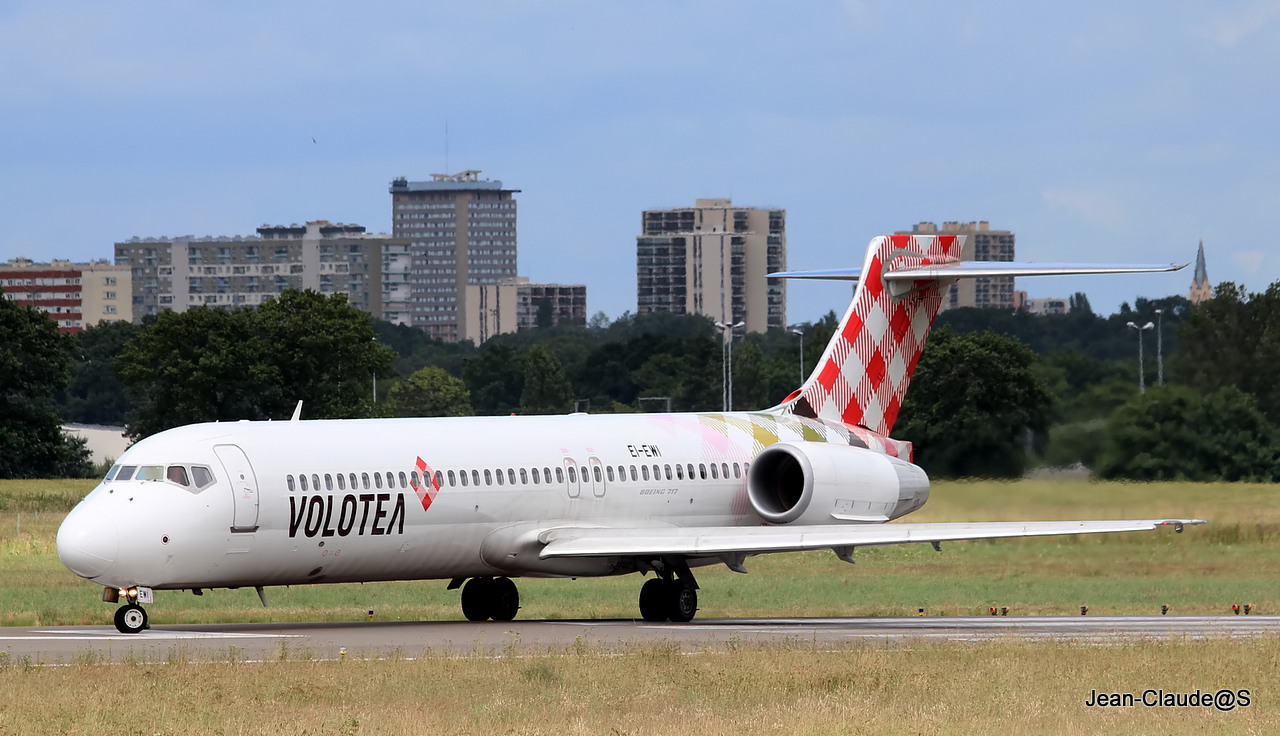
[1125,321,1154,393]
[1154,308,1164,386]
[789,327,805,385]
[714,320,745,412]
[372,336,380,404]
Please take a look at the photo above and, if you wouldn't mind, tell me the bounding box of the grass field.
[4,478,1279,734]
[3,478,1280,626]
[0,639,1273,734]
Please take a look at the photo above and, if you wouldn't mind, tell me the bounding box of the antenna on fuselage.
[290,401,303,422]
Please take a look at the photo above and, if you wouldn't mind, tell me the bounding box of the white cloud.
[1231,250,1265,274]
[1041,189,1127,229]
[1203,0,1280,47]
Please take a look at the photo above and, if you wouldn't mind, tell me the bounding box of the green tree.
[118,290,394,439]
[58,320,140,425]
[520,344,574,414]
[0,295,93,477]
[464,343,525,415]
[1173,282,1280,424]
[730,340,768,410]
[387,366,473,417]
[536,298,554,329]
[895,328,1053,478]
[1096,385,1279,481]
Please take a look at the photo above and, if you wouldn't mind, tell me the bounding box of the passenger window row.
[285,461,749,493]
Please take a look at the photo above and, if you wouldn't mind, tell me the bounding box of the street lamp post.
[788,327,805,385]
[1154,308,1164,386]
[714,321,746,412]
[1125,321,1155,393]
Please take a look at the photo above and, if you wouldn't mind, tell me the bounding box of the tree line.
[3,281,1276,480]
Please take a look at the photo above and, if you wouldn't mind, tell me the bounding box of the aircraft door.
[215,444,260,532]
[588,457,606,498]
[563,458,581,499]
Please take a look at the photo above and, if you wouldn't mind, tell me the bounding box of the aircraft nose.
[57,505,119,580]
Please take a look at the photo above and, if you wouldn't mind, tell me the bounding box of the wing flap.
[538,519,1204,558]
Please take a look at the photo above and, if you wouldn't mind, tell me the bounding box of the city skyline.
[2,2,1276,324]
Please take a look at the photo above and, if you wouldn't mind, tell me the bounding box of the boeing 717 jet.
[56,233,1199,633]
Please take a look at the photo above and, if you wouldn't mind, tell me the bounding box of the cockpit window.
[166,465,190,487]
[116,466,137,481]
[191,466,215,489]
[137,465,164,481]
[105,464,121,481]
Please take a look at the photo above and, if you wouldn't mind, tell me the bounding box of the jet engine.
[746,442,929,525]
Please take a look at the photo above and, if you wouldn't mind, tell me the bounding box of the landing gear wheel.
[489,577,520,622]
[460,577,493,621]
[669,585,698,623]
[639,579,670,622]
[114,604,148,634]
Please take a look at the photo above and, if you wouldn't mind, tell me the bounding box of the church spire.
[1190,240,1212,303]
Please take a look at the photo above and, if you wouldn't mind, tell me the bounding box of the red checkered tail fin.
[769,235,1184,436]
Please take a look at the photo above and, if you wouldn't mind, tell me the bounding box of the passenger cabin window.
[460,471,469,487]
[617,465,626,480]
[361,473,371,490]
[495,469,504,486]
[287,475,296,492]
[664,464,672,481]
[311,474,320,491]
[399,471,408,488]
[543,467,552,483]
[507,469,516,485]
[337,473,346,491]
[675,464,684,480]
[722,463,730,479]
[484,469,493,485]
[606,466,615,482]
[686,463,695,480]
[532,468,541,484]
[699,464,707,480]
[733,463,741,479]
[710,464,719,480]
[434,471,443,488]
[555,467,564,484]
[300,475,309,491]
[567,466,577,483]
[386,472,396,489]
[629,465,638,481]
[374,472,383,489]
[472,470,480,486]
[349,473,358,490]
[448,470,457,486]
[325,474,334,491]
[652,464,660,479]
[641,465,650,481]
[594,466,603,483]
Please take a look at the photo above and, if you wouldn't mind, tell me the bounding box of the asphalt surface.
[4,615,1279,664]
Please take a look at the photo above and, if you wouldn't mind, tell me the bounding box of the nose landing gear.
[114,603,149,634]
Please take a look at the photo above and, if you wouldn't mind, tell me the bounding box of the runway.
[4,615,1279,664]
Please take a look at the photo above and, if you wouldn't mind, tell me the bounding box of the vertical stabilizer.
[777,234,962,435]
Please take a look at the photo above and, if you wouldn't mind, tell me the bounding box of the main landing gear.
[459,576,520,622]
[638,559,699,623]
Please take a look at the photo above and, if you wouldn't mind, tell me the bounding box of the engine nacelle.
[747,442,930,525]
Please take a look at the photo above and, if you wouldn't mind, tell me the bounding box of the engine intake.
[747,442,929,525]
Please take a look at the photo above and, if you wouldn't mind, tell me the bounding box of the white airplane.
[57,234,1200,634]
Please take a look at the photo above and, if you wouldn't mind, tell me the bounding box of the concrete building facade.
[463,277,588,344]
[115,221,392,321]
[903,221,1016,310]
[636,198,785,337]
[389,171,519,340]
[0,258,132,332]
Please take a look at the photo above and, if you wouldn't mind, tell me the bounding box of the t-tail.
[770,234,1185,439]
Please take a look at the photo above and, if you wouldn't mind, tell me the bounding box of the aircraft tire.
[490,577,520,622]
[460,577,493,621]
[114,604,148,634]
[668,585,698,623]
[638,578,670,622]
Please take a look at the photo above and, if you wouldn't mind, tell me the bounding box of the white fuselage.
[57,411,910,591]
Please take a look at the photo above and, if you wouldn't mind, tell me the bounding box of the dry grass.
[0,638,1275,735]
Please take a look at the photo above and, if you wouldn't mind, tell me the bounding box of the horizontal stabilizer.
[769,262,1185,282]
[538,519,1205,558]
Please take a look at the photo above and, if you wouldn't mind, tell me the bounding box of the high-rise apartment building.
[463,278,588,344]
[389,171,519,340]
[903,221,1016,310]
[0,258,132,332]
[636,198,785,336]
[115,220,391,321]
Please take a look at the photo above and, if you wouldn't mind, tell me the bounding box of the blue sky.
[2,1,1277,324]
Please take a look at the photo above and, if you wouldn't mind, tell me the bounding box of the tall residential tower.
[636,198,785,336]
[389,171,519,341]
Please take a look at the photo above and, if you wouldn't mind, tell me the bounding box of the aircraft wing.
[538,519,1204,559]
